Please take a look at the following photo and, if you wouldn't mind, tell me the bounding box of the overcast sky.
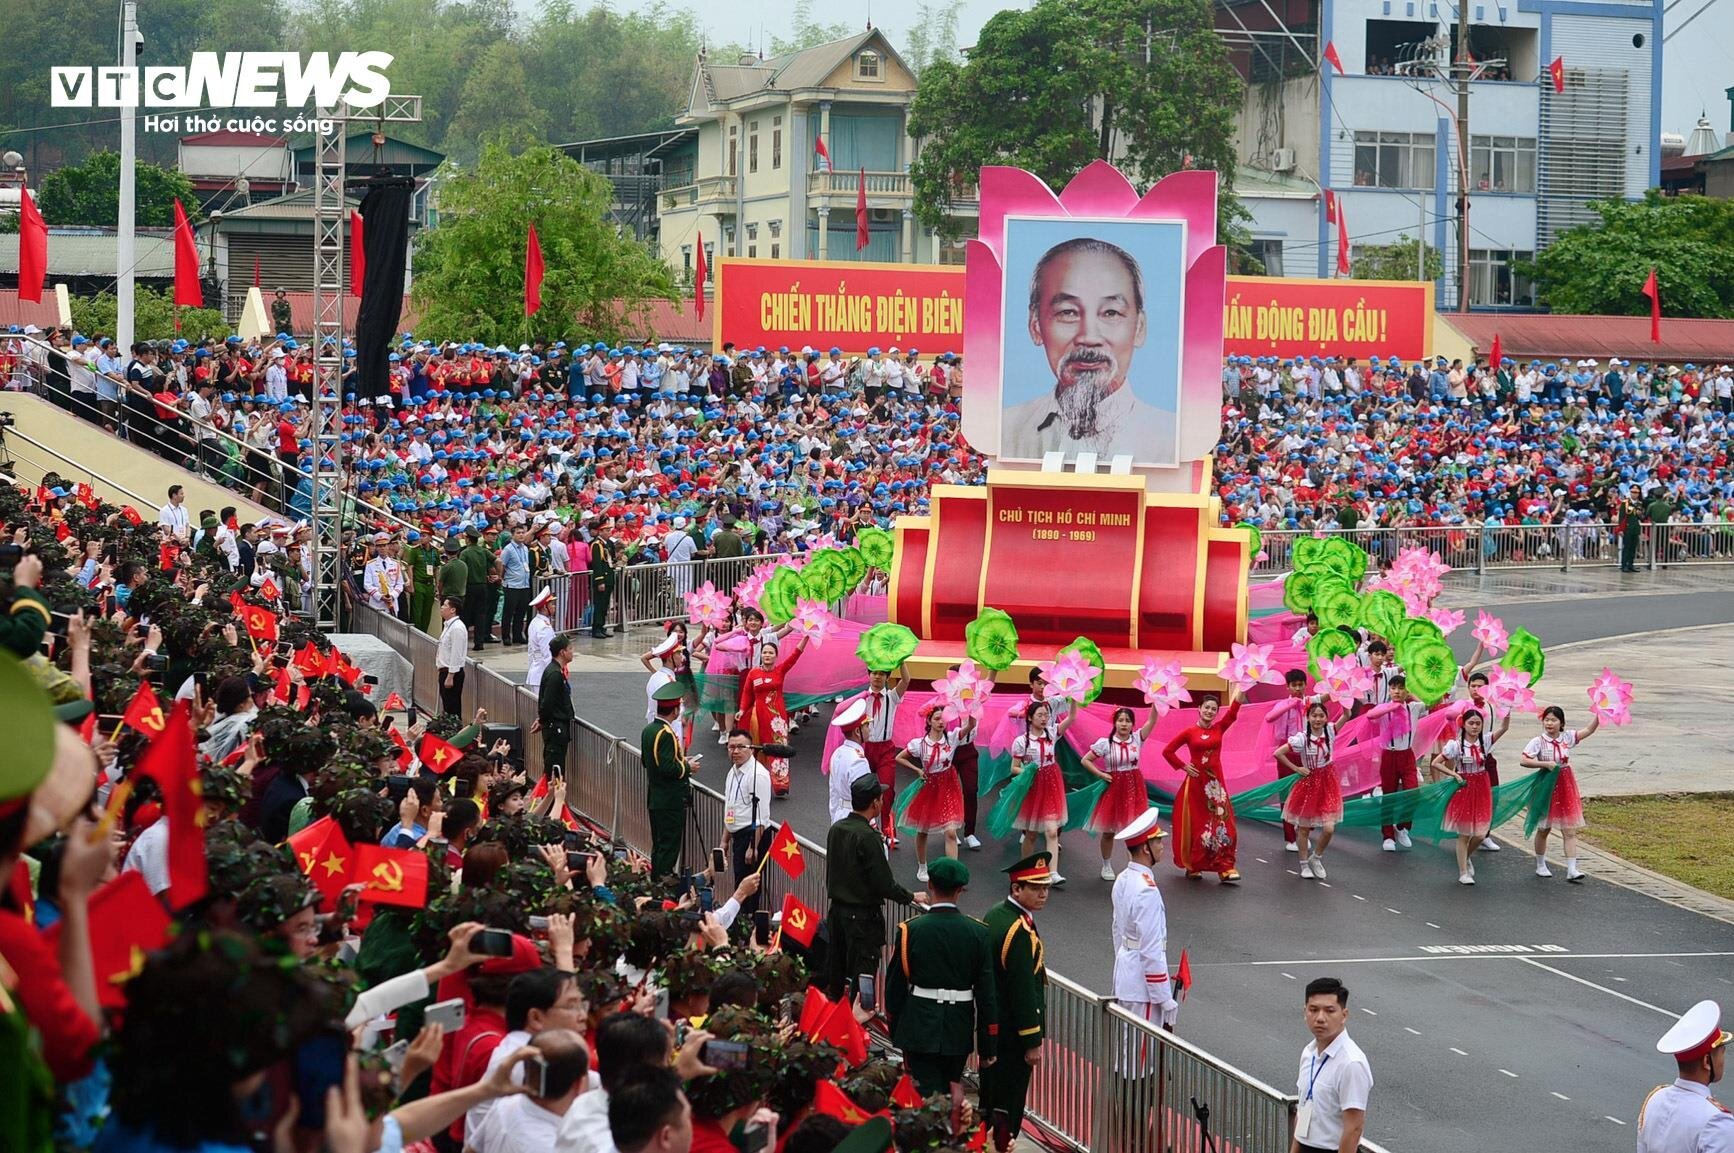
[622,0,1729,146]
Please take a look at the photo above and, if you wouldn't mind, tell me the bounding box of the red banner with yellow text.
[715,258,966,356]
[1220,277,1434,361]
[715,260,1433,362]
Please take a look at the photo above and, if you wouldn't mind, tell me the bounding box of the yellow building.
[655,29,972,281]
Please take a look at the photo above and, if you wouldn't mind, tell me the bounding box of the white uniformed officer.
[827,698,873,826]
[362,534,403,613]
[1638,999,1732,1153]
[1111,809,1177,1029]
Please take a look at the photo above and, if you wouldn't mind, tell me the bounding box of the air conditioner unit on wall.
[1270,147,1297,172]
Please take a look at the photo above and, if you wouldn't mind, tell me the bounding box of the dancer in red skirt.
[1275,701,1342,880]
[1263,669,1311,852]
[1012,699,1077,884]
[1519,705,1602,882]
[1160,690,1244,884]
[1431,709,1511,885]
[1082,703,1162,880]
[896,704,973,882]
[736,637,808,796]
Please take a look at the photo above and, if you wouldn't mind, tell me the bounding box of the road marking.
[1217,951,1734,967]
[1450,1047,1468,1055]
[1404,1027,1422,1036]
[1281,972,1296,981]
[1520,957,1682,1018]
[1499,1069,1518,1078]
[1353,894,1366,901]
[1255,857,1268,864]
[1319,881,1332,888]
[1386,908,1403,914]
[1612,976,1627,982]
[1426,922,1441,929]
[1359,1007,1377,1016]
[1606,1117,1627,1126]
[1552,1092,1571,1101]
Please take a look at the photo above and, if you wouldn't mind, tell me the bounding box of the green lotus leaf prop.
[1058,636,1107,705]
[1404,638,1460,704]
[1235,522,1262,558]
[1357,590,1407,639]
[759,567,807,626]
[1393,616,1445,667]
[834,546,867,589]
[1292,535,1327,572]
[856,622,919,673]
[1307,627,1359,677]
[856,526,894,570]
[964,608,1020,672]
[798,550,848,602]
[1499,627,1546,686]
[1318,536,1369,584]
[1314,584,1363,631]
[1282,571,1319,616]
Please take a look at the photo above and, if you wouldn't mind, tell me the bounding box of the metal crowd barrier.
[544,554,788,634]
[1249,522,1728,578]
[346,603,1396,1153]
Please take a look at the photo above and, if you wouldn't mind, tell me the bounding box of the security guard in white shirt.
[1111,810,1179,1031]
[1638,999,1733,1153]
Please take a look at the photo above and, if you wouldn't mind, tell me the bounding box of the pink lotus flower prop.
[733,565,775,611]
[1481,666,1537,719]
[1472,610,1510,655]
[789,599,837,646]
[1587,668,1634,726]
[1425,607,1466,636]
[959,161,1228,466]
[1315,655,1373,710]
[934,659,993,722]
[684,581,731,629]
[1222,642,1284,693]
[1043,651,1098,705]
[1134,657,1192,716]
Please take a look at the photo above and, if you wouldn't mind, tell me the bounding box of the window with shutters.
[772,115,783,169]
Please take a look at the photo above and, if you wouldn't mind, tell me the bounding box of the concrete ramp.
[1,390,273,520]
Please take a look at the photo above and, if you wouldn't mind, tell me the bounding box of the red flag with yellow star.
[814,1082,873,1125]
[130,699,207,909]
[891,1073,925,1109]
[766,821,806,878]
[417,732,462,775]
[43,871,170,1009]
[352,843,429,908]
[285,815,356,903]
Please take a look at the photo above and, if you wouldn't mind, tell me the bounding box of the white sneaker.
[1300,861,1315,879]
[964,835,982,851]
[1310,855,1328,879]
[1396,830,1413,849]
[1480,837,1501,852]
[1566,869,1586,883]
[717,733,728,746]
[1100,862,1116,881]
[1285,841,1299,853]
[1459,871,1475,885]
[916,863,929,882]
[1051,872,1067,885]
[1382,838,1398,852]
[1467,858,1475,877]
[1535,861,1553,878]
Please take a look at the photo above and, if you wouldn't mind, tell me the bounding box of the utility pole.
[1455,0,1471,312]
[117,0,138,352]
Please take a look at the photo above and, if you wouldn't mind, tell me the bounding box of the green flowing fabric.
[1236,770,1558,843]
[985,763,1040,840]
[1062,780,1110,832]
[691,671,840,715]
[891,776,926,835]
[1336,779,1463,842]
[1227,775,1303,824]
[977,749,1015,796]
[1518,769,1564,837]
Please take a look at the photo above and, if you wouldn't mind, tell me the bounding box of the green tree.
[908,0,1243,241]
[769,0,855,56]
[38,151,200,228]
[410,143,675,345]
[1524,192,1734,318]
[442,41,549,166]
[1351,235,1443,282]
[72,287,230,342]
[903,0,965,75]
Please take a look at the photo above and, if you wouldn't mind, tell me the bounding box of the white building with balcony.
[1219,0,1661,308]
[653,30,963,282]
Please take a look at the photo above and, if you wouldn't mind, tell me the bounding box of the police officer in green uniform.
[588,527,618,638]
[979,852,1053,1153]
[642,682,693,877]
[401,529,436,631]
[1619,491,1646,572]
[885,856,1000,1097]
[459,527,494,650]
[824,774,931,999]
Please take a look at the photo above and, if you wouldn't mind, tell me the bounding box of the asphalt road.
[557,587,1734,1153]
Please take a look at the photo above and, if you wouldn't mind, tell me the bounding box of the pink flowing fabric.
[1249,579,1289,612]
[780,621,875,700]
[843,593,889,623]
[1249,611,1303,645]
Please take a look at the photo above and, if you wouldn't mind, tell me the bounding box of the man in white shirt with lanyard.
[827,699,874,826]
[436,596,468,717]
[1292,976,1373,1153]
[524,587,557,687]
[718,728,774,920]
[157,484,190,539]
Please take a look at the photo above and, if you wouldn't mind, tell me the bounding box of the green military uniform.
[537,658,576,775]
[1645,494,1674,564]
[459,537,493,649]
[1618,496,1644,572]
[588,536,617,637]
[641,690,691,877]
[979,854,1052,1151]
[885,860,1000,1097]
[402,539,437,632]
[1,588,50,659]
[824,793,916,1000]
[271,294,293,335]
